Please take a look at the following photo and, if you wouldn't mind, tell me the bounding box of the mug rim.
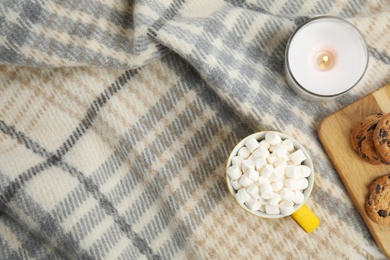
[225,131,314,219]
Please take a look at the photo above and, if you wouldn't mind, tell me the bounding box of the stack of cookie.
[350,112,390,225]
[350,112,390,165]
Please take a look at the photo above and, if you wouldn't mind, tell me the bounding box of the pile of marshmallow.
[227,132,312,216]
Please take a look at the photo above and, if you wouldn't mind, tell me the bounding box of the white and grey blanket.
[0,0,389,259]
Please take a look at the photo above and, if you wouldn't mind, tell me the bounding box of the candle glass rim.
[285,15,369,98]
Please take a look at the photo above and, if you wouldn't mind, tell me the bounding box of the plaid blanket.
[1,0,389,259]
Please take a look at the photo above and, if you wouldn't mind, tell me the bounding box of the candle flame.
[314,51,335,71]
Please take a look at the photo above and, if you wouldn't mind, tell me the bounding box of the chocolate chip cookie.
[373,113,390,163]
[350,113,383,152]
[350,113,384,165]
[365,175,390,225]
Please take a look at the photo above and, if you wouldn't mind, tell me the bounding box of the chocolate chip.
[379,129,388,138]
[376,184,381,194]
[368,123,378,132]
[378,210,388,217]
[358,136,366,148]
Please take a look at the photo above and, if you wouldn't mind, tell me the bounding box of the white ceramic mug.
[226,131,320,233]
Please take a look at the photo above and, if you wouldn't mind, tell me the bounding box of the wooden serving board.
[318,84,390,259]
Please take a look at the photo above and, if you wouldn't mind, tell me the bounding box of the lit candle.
[285,16,368,100]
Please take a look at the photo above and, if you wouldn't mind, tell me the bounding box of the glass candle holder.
[285,16,369,100]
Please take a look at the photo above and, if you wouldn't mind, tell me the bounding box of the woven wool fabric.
[1,0,390,259]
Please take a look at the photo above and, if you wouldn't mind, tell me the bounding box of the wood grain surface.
[318,84,390,258]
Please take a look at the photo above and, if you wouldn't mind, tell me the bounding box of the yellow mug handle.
[291,204,320,233]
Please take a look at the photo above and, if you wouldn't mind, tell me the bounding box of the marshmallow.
[257,196,268,205]
[231,180,242,190]
[241,159,255,173]
[239,175,254,187]
[261,164,274,178]
[266,153,279,165]
[259,140,271,149]
[287,160,295,166]
[244,137,260,153]
[254,157,267,171]
[282,139,295,153]
[270,161,286,182]
[235,188,251,204]
[227,165,242,180]
[247,183,260,199]
[259,204,266,212]
[284,178,299,190]
[292,190,305,204]
[265,204,280,215]
[265,132,282,145]
[279,200,295,215]
[274,158,287,168]
[268,144,277,152]
[252,146,270,159]
[299,165,312,177]
[245,198,261,211]
[285,165,301,179]
[269,171,284,182]
[290,149,307,165]
[271,180,284,192]
[297,178,309,190]
[280,188,295,201]
[272,144,288,159]
[257,176,269,185]
[274,159,287,175]
[260,182,273,199]
[231,156,244,166]
[247,169,259,181]
[238,146,251,159]
[269,194,281,206]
